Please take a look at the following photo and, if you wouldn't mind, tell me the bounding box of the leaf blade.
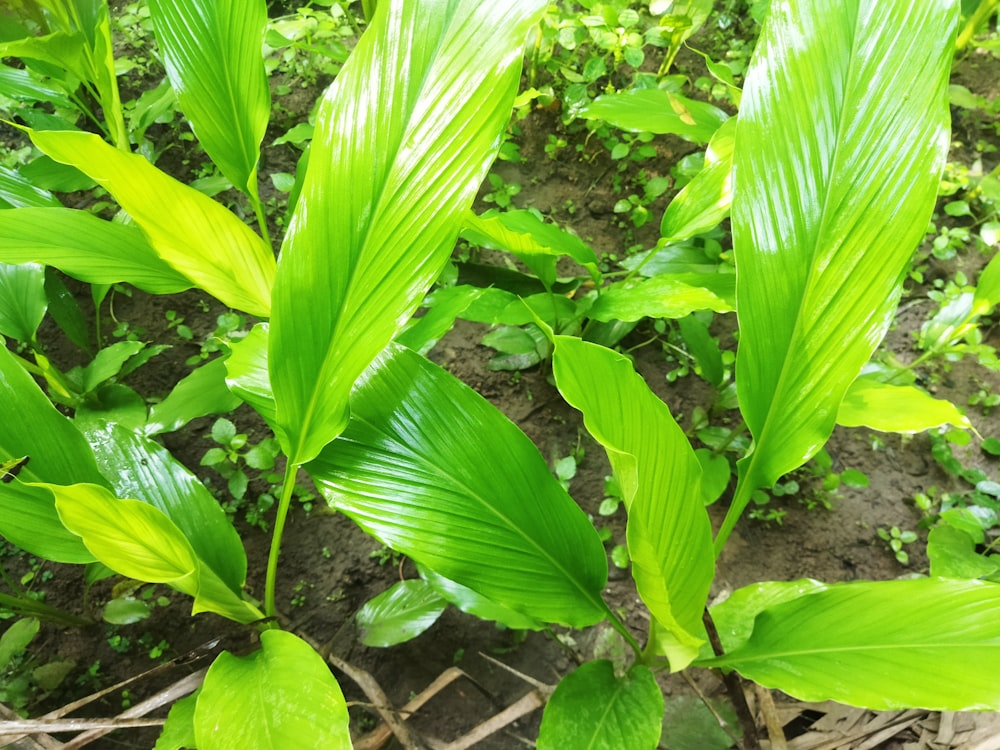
[270,0,546,463]
[722,0,957,544]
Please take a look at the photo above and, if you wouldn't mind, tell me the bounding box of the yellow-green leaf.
[269,0,547,463]
[27,128,275,316]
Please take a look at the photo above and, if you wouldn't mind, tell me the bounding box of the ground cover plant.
[0,0,998,748]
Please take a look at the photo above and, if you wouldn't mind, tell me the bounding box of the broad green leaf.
[269,0,547,463]
[69,341,145,394]
[720,0,957,549]
[0,344,107,561]
[148,0,270,196]
[552,337,712,668]
[102,597,152,625]
[154,691,198,750]
[537,661,663,750]
[52,481,260,623]
[53,483,199,586]
[701,578,1000,711]
[26,129,275,316]
[309,344,608,628]
[579,89,728,144]
[589,273,734,323]
[705,579,827,656]
[356,579,447,647]
[660,117,735,242]
[0,618,39,670]
[927,525,999,579]
[461,209,601,282]
[0,62,71,106]
[0,208,191,294]
[396,285,489,355]
[0,165,62,208]
[44,268,91,351]
[837,375,972,433]
[678,314,724,387]
[194,630,350,750]
[82,422,246,594]
[419,567,543,631]
[973,249,1000,314]
[0,261,46,342]
[145,358,243,436]
[225,323,281,437]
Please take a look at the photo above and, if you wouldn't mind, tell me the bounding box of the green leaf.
[54,483,199,585]
[837,375,972,433]
[537,661,663,750]
[0,618,39,670]
[0,165,61,208]
[396,285,489,355]
[356,579,447,647]
[154,691,198,750]
[225,323,280,436]
[102,596,152,625]
[702,578,1000,710]
[720,0,957,548]
[419,567,543,631]
[74,341,145,393]
[0,261,46,342]
[973,249,1000,314]
[269,0,547,463]
[678,314,724,387]
[44,268,91,352]
[589,274,734,323]
[309,344,608,628]
[552,337,712,668]
[928,525,999,579]
[82,422,247,595]
[148,0,270,196]
[579,89,728,144]
[660,117,735,242]
[52,481,260,623]
[461,209,601,282]
[145,358,243,436]
[194,630,350,750]
[0,208,191,294]
[0,345,106,562]
[696,448,730,505]
[26,129,275,316]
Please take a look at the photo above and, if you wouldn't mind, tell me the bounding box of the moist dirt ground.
[3,13,1000,750]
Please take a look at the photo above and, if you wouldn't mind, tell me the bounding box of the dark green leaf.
[309,344,608,628]
[537,661,663,750]
[356,579,447,647]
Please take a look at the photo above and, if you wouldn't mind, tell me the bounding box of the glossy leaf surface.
[0,345,105,562]
[553,337,712,667]
[0,261,46,342]
[702,578,1000,710]
[145,358,243,436]
[537,661,663,750]
[270,0,546,463]
[580,89,728,143]
[356,579,446,647]
[194,630,350,750]
[0,208,190,294]
[837,375,972,433]
[148,0,269,195]
[420,567,543,631]
[660,117,735,242]
[723,0,957,546]
[83,422,246,594]
[52,482,260,623]
[589,274,734,323]
[27,129,274,316]
[309,344,608,628]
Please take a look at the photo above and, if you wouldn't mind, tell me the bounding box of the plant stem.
[264,459,299,619]
[601,601,642,657]
[714,476,754,557]
[702,609,760,750]
[0,592,93,627]
[956,0,999,50]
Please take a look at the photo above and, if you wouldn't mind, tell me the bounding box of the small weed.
[878,526,918,565]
